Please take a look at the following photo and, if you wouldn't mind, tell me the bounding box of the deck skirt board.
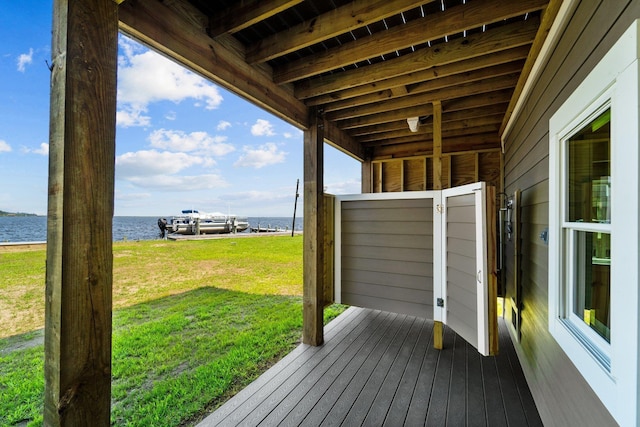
[198,307,542,427]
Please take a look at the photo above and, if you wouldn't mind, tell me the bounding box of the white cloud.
[223,189,291,203]
[115,149,230,190]
[0,140,11,153]
[116,150,204,176]
[116,108,151,128]
[125,174,228,191]
[324,178,362,195]
[17,48,33,72]
[22,142,49,155]
[116,36,223,127]
[148,129,235,157]
[234,143,286,169]
[251,119,275,136]
[283,128,302,139]
[217,120,232,131]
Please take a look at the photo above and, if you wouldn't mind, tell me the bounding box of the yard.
[0,235,344,426]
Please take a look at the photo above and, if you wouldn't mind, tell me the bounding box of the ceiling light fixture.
[407,117,420,132]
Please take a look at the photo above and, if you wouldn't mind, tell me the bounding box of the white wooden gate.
[334,182,496,356]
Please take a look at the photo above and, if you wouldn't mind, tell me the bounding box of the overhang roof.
[118,0,558,161]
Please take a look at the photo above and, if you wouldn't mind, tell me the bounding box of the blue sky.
[0,3,361,217]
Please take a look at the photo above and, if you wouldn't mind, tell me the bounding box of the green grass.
[0,236,346,426]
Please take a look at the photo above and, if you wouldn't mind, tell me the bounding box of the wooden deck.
[198,307,542,427]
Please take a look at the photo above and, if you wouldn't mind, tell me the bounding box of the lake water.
[0,216,301,243]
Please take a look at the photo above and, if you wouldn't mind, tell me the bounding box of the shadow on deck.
[198,307,542,426]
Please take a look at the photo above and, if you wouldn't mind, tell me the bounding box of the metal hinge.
[436,298,444,308]
[436,204,444,214]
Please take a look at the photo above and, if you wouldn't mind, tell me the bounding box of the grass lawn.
[0,235,346,426]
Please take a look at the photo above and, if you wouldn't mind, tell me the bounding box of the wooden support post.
[303,107,325,346]
[44,1,118,425]
[361,159,372,193]
[433,101,443,191]
[486,185,499,355]
[433,100,444,350]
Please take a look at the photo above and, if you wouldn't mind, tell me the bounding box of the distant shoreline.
[0,212,38,217]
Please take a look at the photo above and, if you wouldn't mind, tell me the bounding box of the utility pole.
[291,178,299,237]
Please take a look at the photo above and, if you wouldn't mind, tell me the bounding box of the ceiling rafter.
[356,103,509,142]
[300,45,530,103]
[247,0,431,64]
[328,73,519,122]
[273,0,547,83]
[322,60,524,113]
[294,18,539,100]
[207,0,304,37]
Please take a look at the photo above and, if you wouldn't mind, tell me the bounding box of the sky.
[0,3,362,217]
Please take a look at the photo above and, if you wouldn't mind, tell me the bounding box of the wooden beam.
[248,0,431,64]
[339,104,434,130]
[371,132,500,158]
[303,108,324,346]
[301,17,537,104]
[323,120,365,161]
[442,88,514,113]
[351,120,500,138]
[356,103,507,143]
[208,0,304,37]
[500,0,563,134]
[118,0,309,130]
[349,121,410,137]
[45,0,118,425]
[327,73,519,121]
[274,0,545,83]
[322,61,524,113]
[301,45,530,103]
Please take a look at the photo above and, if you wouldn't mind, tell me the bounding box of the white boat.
[165,210,249,235]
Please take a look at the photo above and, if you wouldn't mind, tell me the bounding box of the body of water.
[0,216,301,243]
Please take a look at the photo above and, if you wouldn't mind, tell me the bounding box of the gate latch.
[436,298,445,308]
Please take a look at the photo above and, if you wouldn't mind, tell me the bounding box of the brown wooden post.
[486,185,499,355]
[361,159,372,193]
[44,0,118,425]
[433,100,444,350]
[303,107,325,346]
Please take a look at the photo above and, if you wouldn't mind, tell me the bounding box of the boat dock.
[167,231,301,241]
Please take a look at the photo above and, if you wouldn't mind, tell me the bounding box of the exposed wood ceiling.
[118,0,558,161]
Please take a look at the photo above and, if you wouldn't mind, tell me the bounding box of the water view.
[0,216,301,243]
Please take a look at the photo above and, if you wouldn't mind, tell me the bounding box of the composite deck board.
[446,331,468,426]
[198,307,543,427]
[498,320,545,427]
[317,313,409,427]
[294,311,399,426]
[424,326,455,426]
[257,310,392,426]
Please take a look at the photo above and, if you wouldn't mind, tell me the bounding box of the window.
[548,21,640,425]
[561,105,611,363]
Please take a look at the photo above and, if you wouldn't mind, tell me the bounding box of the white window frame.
[549,20,640,426]
[559,98,612,365]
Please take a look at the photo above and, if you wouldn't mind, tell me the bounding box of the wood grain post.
[44,0,118,425]
[361,159,373,193]
[486,185,499,355]
[303,107,325,346]
[433,100,444,350]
